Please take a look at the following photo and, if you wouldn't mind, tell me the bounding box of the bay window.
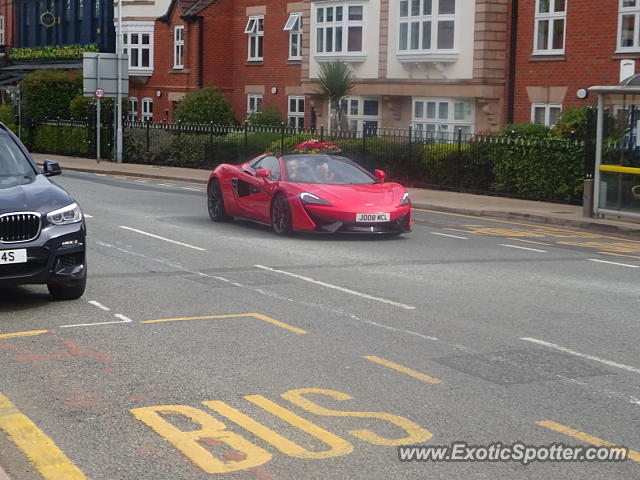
[398,0,456,53]
[315,4,364,55]
[412,98,474,139]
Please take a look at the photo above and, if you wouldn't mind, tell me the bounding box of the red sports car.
[207,153,412,234]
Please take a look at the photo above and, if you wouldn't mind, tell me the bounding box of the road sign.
[82,52,129,98]
[95,88,105,99]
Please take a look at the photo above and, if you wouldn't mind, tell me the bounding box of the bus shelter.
[589,77,640,220]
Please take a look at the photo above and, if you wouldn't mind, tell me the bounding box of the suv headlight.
[399,192,410,206]
[47,203,83,225]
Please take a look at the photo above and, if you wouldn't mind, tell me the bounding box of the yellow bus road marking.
[411,208,640,241]
[0,393,87,480]
[506,237,552,246]
[141,313,307,334]
[598,251,640,260]
[0,330,49,339]
[537,420,640,463]
[363,356,441,384]
[444,227,478,234]
[557,241,640,253]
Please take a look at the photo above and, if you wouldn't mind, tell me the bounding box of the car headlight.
[300,192,332,206]
[47,203,83,225]
[399,192,410,206]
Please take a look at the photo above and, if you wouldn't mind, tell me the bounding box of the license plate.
[356,213,390,223]
[0,249,27,265]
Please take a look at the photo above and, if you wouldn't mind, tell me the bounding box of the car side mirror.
[256,168,271,180]
[43,160,62,177]
[374,169,386,183]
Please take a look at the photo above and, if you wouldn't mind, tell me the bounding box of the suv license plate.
[0,249,27,264]
[356,213,390,223]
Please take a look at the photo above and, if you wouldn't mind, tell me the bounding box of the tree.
[314,61,355,131]
[175,87,234,124]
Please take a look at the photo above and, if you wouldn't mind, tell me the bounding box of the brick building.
[507,0,634,126]
[129,0,304,125]
[0,0,15,52]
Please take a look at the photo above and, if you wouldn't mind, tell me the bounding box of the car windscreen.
[283,154,375,185]
[0,133,36,189]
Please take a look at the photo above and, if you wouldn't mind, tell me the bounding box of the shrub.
[551,106,590,140]
[20,70,82,122]
[247,105,282,126]
[30,125,89,156]
[268,133,316,155]
[497,122,551,139]
[0,104,17,133]
[69,95,129,124]
[175,88,234,124]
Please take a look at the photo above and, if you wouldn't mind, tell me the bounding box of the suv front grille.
[0,213,41,243]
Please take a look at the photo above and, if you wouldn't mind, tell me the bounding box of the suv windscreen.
[0,133,37,189]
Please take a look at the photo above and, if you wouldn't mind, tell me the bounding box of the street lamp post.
[116,0,123,163]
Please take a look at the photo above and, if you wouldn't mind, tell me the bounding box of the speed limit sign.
[95,88,105,99]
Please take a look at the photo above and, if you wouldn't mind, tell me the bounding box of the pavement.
[33,152,640,237]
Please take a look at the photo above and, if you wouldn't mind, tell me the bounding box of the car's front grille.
[0,212,41,243]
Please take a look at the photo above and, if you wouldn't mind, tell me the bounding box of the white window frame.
[174,25,185,69]
[245,15,264,61]
[142,97,153,122]
[247,94,263,114]
[288,96,305,129]
[533,0,566,55]
[411,98,475,140]
[121,21,154,74]
[531,103,562,126]
[314,3,365,56]
[129,97,138,121]
[0,15,5,46]
[284,13,302,60]
[397,0,456,54]
[618,0,640,51]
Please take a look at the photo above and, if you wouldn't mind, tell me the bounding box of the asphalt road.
[0,170,638,480]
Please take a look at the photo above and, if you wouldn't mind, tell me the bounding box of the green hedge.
[30,125,90,156]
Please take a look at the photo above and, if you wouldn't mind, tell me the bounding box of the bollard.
[583,178,594,218]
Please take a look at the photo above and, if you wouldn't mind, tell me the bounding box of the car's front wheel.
[271,193,292,235]
[208,179,230,222]
[48,272,86,301]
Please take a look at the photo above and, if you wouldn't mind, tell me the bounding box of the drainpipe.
[507,0,518,124]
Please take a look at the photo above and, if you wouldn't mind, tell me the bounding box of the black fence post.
[362,128,366,164]
[457,128,463,188]
[408,125,413,178]
[243,120,249,161]
[146,119,151,154]
[320,125,324,142]
[56,117,60,154]
[280,121,285,156]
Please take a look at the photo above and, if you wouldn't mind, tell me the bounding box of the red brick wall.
[0,0,16,49]
[129,0,302,124]
[510,0,622,124]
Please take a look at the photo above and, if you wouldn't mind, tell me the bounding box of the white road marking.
[59,314,132,328]
[181,187,201,192]
[157,183,173,187]
[83,214,93,218]
[88,300,110,311]
[588,258,639,269]
[431,232,468,240]
[254,264,416,310]
[119,226,206,251]
[135,180,148,183]
[499,244,547,253]
[521,337,640,375]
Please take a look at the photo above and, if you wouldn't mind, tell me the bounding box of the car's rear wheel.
[208,179,230,222]
[47,271,86,301]
[271,193,292,235]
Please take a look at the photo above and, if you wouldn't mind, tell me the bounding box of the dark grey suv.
[0,124,86,300]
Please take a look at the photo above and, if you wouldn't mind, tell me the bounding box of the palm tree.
[314,61,355,132]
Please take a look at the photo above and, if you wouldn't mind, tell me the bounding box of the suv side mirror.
[43,160,62,177]
[256,168,271,180]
